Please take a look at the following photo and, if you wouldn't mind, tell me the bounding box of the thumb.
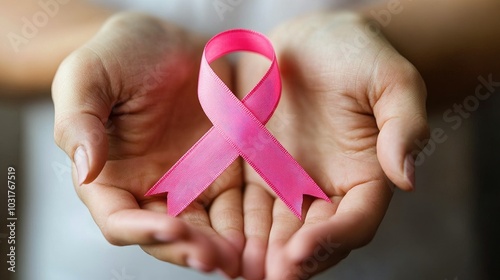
[52,51,112,185]
[373,62,429,191]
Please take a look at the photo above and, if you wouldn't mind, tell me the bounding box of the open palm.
[53,11,429,280]
[237,13,429,280]
[52,13,243,277]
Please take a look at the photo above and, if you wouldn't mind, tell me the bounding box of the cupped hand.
[52,13,243,277]
[237,12,429,280]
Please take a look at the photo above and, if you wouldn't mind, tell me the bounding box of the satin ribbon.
[146,29,329,219]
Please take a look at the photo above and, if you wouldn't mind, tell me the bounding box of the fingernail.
[216,269,232,279]
[404,154,415,190]
[74,146,89,185]
[186,258,212,273]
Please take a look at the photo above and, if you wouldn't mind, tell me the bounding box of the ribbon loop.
[146,29,329,219]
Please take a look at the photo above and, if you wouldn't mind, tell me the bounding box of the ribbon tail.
[256,165,330,220]
[145,127,239,216]
[279,183,331,220]
[237,131,331,220]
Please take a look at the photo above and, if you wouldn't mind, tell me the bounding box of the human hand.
[237,12,429,279]
[52,13,243,277]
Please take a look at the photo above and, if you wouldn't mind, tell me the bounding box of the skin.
[53,11,429,279]
[52,13,244,278]
[14,0,499,279]
[237,12,428,279]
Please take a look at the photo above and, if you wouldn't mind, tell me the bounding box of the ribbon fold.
[146,29,329,219]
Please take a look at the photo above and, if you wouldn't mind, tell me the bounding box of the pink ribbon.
[146,29,329,219]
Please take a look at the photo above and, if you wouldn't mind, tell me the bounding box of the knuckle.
[398,60,427,95]
[101,227,124,246]
[53,115,72,151]
[355,231,376,248]
[408,111,430,142]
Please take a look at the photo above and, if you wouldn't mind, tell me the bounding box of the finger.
[209,187,244,253]
[207,160,244,252]
[265,197,309,279]
[241,183,273,280]
[78,182,239,275]
[141,228,241,276]
[178,202,241,277]
[145,204,242,277]
[209,188,245,277]
[76,182,188,246]
[266,198,340,280]
[372,59,429,191]
[271,180,392,279]
[53,49,114,185]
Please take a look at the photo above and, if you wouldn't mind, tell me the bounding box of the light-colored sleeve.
[89,0,378,35]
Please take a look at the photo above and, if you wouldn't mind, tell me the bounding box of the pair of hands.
[52,12,428,279]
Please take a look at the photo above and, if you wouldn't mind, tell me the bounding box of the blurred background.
[0,0,499,279]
